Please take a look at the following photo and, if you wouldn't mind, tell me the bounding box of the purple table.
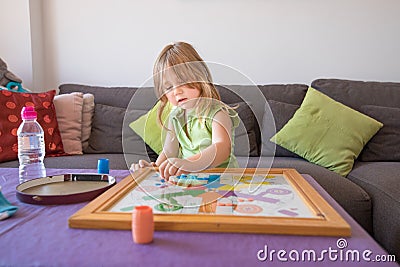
[0,168,398,266]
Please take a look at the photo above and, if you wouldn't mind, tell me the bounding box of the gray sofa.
[1,78,399,259]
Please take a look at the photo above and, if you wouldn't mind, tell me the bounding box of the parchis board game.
[69,168,351,236]
[109,172,315,218]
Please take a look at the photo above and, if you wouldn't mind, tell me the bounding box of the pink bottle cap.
[21,106,37,120]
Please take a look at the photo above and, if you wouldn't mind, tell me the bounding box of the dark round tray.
[16,174,116,205]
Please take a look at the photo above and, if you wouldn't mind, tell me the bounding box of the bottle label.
[20,136,40,149]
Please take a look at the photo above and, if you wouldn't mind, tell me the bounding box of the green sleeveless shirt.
[170,103,239,168]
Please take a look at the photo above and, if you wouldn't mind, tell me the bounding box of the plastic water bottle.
[17,106,46,183]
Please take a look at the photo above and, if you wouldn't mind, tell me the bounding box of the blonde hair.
[153,42,221,128]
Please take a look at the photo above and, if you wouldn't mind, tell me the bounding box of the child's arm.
[187,110,233,166]
[159,110,233,179]
[156,120,180,168]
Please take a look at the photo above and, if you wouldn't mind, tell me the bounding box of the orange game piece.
[132,206,154,244]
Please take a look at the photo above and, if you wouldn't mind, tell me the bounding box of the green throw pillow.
[270,87,383,176]
[129,101,173,155]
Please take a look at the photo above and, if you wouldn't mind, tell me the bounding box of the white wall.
[1,0,400,92]
[0,0,33,89]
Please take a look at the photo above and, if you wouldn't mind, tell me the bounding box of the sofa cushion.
[261,100,300,157]
[359,105,400,161]
[258,84,309,105]
[233,102,258,156]
[85,104,149,155]
[85,104,124,154]
[270,87,383,176]
[0,89,65,163]
[243,156,372,233]
[348,161,400,258]
[218,84,309,153]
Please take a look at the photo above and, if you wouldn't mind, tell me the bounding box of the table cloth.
[0,168,397,266]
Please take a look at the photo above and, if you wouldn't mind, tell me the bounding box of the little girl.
[132,42,239,180]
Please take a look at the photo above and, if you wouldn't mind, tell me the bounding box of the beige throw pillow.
[81,93,95,150]
[54,92,84,154]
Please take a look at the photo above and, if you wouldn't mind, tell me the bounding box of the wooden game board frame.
[69,168,351,236]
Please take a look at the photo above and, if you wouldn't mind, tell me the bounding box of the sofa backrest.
[59,79,400,162]
[58,83,311,158]
[58,84,269,158]
[311,79,400,110]
[59,84,140,108]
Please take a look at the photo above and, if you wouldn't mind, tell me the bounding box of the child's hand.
[130,160,156,171]
[158,158,191,180]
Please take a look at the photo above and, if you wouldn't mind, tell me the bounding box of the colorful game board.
[69,168,351,236]
[109,172,315,218]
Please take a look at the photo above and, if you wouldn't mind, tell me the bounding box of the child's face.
[162,69,201,109]
[164,84,201,109]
